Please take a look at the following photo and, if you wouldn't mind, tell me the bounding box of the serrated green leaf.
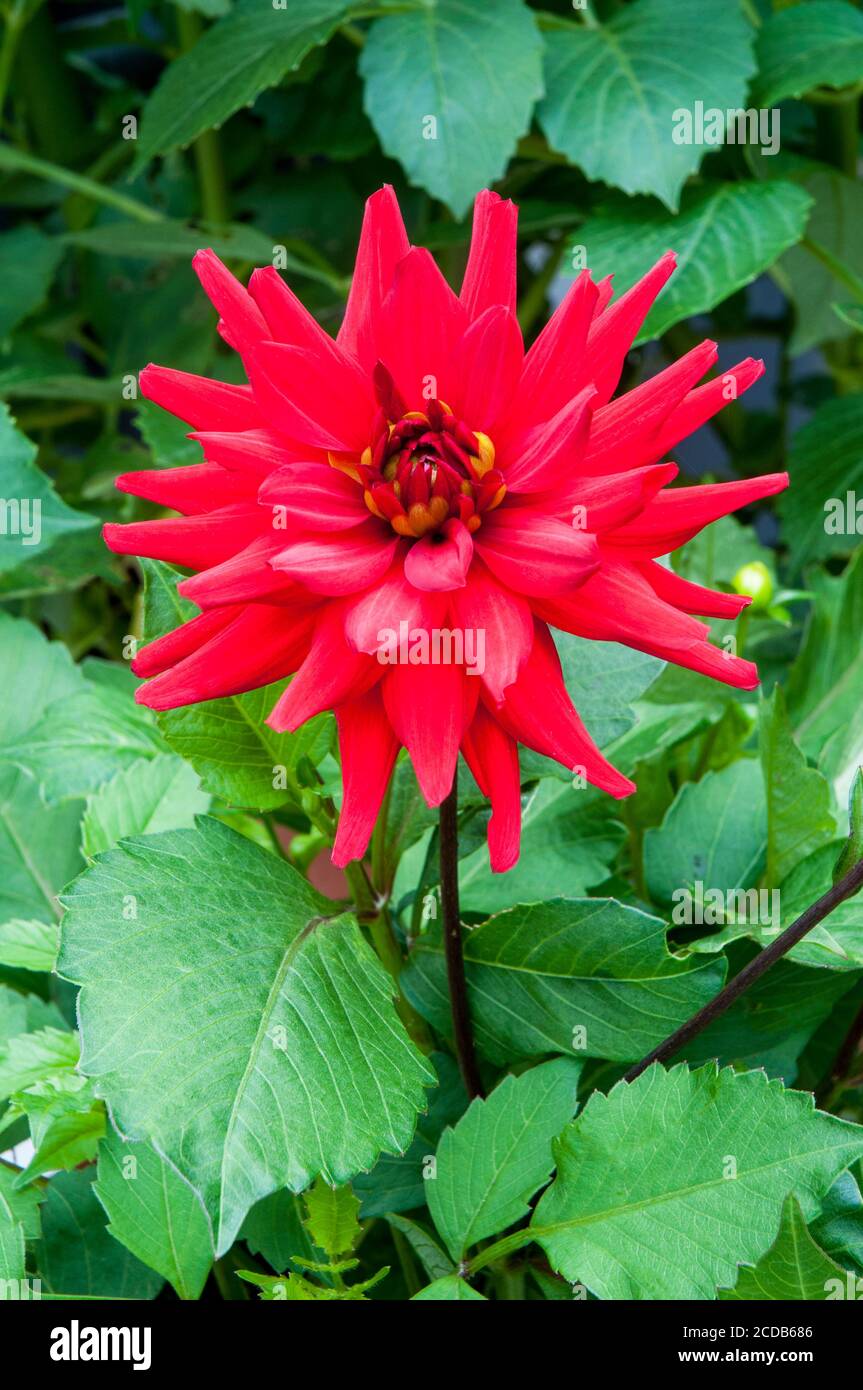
[35,1170,164,1299]
[759,686,836,887]
[571,182,811,344]
[645,759,767,906]
[532,1063,863,1300]
[810,1172,863,1274]
[134,0,353,171]
[82,754,210,859]
[428,1059,580,1262]
[359,0,543,218]
[141,559,332,810]
[412,1274,485,1301]
[95,1131,214,1300]
[0,404,105,597]
[240,1187,320,1274]
[0,766,84,929]
[0,226,64,337]
[719,1195,846,1300]
[780,394,863,568]
[754,1,863,108]
[0,1026,78,1101]
[538,0,755,209]
[0,919,59,972]
[58,817,435,1255]
[303,1177,361,1257]
[15,1105,105,1186]
[402,899,725,1064]
[386,1214,453,1283]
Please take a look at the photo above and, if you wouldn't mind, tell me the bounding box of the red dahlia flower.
[104,187,787,874]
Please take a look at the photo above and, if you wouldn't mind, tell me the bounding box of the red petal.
[176,535,303,608]
[377,247,467,411]
[404,518,473,593]
[581,252,677,406]
[507,270,597,429]
[115,464,255,515]
[534,561,710,652]
[475,509,600,597]
[555,462,678,528]
[191,429,310,477]
[271,527,399,595]
[344,568,445,655]
[461,706,521,872]
[639,561,751,619]
[602,472,789,557]
[501,385,596,493]
[338,185,411,370]
[449,562,533,704]
[258,462,369,530]
[581,340,718,474]
[249,265,339,354]
[266,604,380,732]
[247,341,374,452]
[103,506,268,570]
[451,306,524,433]
[331,689,399,867]
[650,357,765,463]
[136,604,314,710]
[495,623,634,797]
[383,660,478,806]
[192,250,269,356]
[459,190,518,321]
[132,606,240,678]
[139,365,262,431]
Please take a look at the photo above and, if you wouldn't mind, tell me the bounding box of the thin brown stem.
[439,771,484,1100]
[625,856,863,1083]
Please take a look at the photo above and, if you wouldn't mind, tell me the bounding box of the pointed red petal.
[338,185,410,370]
[459,190,518,321]
[139,365,262,431]
[461,706,521,872]
[332,689,399,867]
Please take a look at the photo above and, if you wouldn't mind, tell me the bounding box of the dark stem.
[817,999,863,1108]
[439,771,484,1100]
[625,856,863,1083]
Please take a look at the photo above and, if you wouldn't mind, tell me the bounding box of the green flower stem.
[0,0,30,124]
[439,772,484,1099]
[0,144,164,222]
[344,861,433,1054]
[177,10,229,226]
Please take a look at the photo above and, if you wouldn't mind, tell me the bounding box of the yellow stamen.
[471,432,496,477]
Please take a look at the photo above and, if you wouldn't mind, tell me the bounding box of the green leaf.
[81,754,210,859]
[758,686,836,887]
[644,759,767,905]
[303,1178,362,1257]
[538,0,756,209]
[810,1172,863,1274]
[0,226,64,337]
[354,1052,467,1219]
[780,394,863,567]
[0,919,59,972]
[719,1195,846,1300]
[428,1059,580,1262]
[240,1187,320,1274]
[532,1063,863,1300]
[788,548,863,794]
[1,680,167,804]
[402,899,724,1064]
[58,817,435,1255]
[35,1170,164,1299]
[0,766,84,928]
[754,1,863,108]
[134,0,353,171]
[571,182,812,344]
[386,1214,453,1283]
[458,781,625,914]
[141,560,332,810]
[0,1163,42,1281]
[779,170,863,354]
[359,0,543,218]
[0,1026,78,1101]
[95,1130,214,1300]
[15,1105,105,1186]
[412,1274,486,1301]
[0,404,104,597]
[834,768,863,884]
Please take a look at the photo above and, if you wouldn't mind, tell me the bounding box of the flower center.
[331,363,506,539]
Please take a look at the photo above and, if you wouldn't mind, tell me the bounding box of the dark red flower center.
[330,362,506,539]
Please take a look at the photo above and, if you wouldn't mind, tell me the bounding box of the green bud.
[732,560,773,611]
